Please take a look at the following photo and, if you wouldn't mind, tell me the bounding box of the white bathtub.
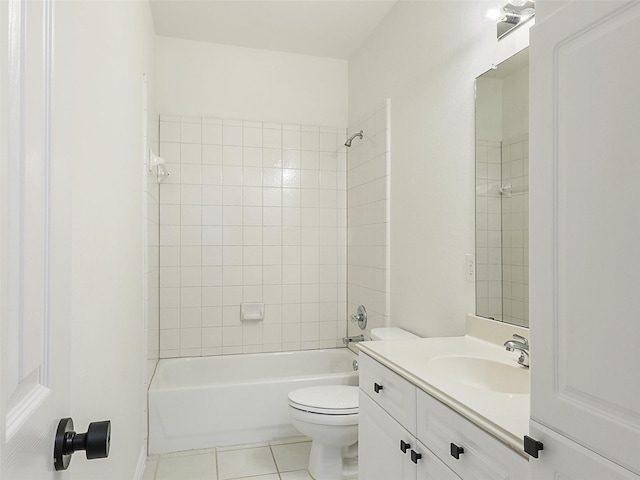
[148,348,359,454]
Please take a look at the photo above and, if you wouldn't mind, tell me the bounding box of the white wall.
[54,1,156,478]
[349,2,527,336]
[156,36,348,127]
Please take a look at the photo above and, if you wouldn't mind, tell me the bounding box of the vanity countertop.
[358,335,530,457]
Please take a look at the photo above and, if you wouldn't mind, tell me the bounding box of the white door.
[529,0,640,476]
[529,421,639,480]
[0,0,72,478]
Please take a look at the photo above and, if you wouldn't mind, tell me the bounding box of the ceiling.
[149,0,398,60]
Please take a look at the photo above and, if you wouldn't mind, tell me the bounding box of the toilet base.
[308,441,358,480]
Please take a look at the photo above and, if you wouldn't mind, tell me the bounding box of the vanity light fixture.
[486,1,535,39]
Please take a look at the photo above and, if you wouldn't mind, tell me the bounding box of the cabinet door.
[529,422,639,480]
[530,1,640,475]
[359,390,415,480]
[415,441,460,480]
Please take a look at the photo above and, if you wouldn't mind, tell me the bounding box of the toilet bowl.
[288,385,359,480]
[288,327,419,480]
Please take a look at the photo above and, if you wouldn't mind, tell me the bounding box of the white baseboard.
[133,444,147,480]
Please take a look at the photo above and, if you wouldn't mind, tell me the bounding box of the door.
[529,0,640,476]
[0,0,71,477]
[529,422,639,480]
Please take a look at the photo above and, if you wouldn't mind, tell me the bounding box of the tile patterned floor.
[143,437,314,480]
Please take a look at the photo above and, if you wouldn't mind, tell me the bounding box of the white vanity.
[357,318,530,480]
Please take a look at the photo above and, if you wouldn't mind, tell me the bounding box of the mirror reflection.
[475,48,529,327]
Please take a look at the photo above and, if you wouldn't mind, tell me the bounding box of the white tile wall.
[159,116,347,358]
[347,101,391,339]
[501,134,529,327]
[475,139,503,321]
[475,135,529,327]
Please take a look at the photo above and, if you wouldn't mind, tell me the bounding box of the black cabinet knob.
[373,383,384,393]
[450,443,464,460]
[524,435,544,459]
[410,450,422,464]
[400,440,411,454]
[54,418,111,471]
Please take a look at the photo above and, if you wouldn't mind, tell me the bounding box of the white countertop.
[358,335,530,456]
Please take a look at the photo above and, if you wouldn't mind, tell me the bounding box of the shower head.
[344,130,364,147]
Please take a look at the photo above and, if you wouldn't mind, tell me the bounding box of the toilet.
[288,327,419,480]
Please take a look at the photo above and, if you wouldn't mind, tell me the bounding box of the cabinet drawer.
[360,353,417,435]
[417,390,529,480]
[415,440,461,480]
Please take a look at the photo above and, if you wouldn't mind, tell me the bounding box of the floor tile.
[271,442,312,472]
[217,441,269,452]
[236,475,280,480]
[155,453,217,480]
[269,435,311,446]
[280,470,313,480]
[217,446,277,480]
[164,447,217,457]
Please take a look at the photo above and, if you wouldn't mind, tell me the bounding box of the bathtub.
[148,348,358,454]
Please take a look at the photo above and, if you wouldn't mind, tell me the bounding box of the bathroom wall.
[158,116,348,357]
[347,101,391,339]
[475,138,503,320]
[56,0,157,477]
[500,65,529,327]
[349,2,528,336]
[144,104,160,452]
[155,36,348,127]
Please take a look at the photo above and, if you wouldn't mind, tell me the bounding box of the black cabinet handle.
[450,443,464,460]
[524,435,544,459]
[410,450,422,464]
[400,440,411,454]
[373,383,384,393]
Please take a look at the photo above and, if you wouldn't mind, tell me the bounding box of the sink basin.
[424,356,529,394]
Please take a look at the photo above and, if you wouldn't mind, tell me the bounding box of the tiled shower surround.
[158,116,348,358]
[475,135,529,327]
[347,102,391,337]
[500,134,529,326]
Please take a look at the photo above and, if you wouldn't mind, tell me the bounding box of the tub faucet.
[504,334,529,368]
[343,335,364,345]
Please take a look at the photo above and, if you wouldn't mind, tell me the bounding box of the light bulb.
[519,7,535,19]
[485,4,506,21]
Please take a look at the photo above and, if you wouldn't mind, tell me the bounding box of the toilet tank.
[370,327,419,341]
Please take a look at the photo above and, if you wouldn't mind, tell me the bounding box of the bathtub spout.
[343,335,364,345]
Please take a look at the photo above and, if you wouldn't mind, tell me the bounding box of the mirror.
[475,48,529,327]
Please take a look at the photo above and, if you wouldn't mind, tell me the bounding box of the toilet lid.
[288,385,359,415]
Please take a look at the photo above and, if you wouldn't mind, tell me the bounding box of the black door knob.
[373,383,384,393]
[54,418,111,471]
[450,442,465,460]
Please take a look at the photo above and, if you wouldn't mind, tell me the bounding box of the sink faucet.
[504,334,529,368]
[343,335,364,345]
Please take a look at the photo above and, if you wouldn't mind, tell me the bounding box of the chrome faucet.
[504,334,529,368]
[343,335,364,345]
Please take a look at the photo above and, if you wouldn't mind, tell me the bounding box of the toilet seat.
[288,385,359,415]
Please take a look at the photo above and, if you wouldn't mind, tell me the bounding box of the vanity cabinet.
[530,1,640,477]
[417,391,527,480]
[359,353,529,480]
[360,392,460,480]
